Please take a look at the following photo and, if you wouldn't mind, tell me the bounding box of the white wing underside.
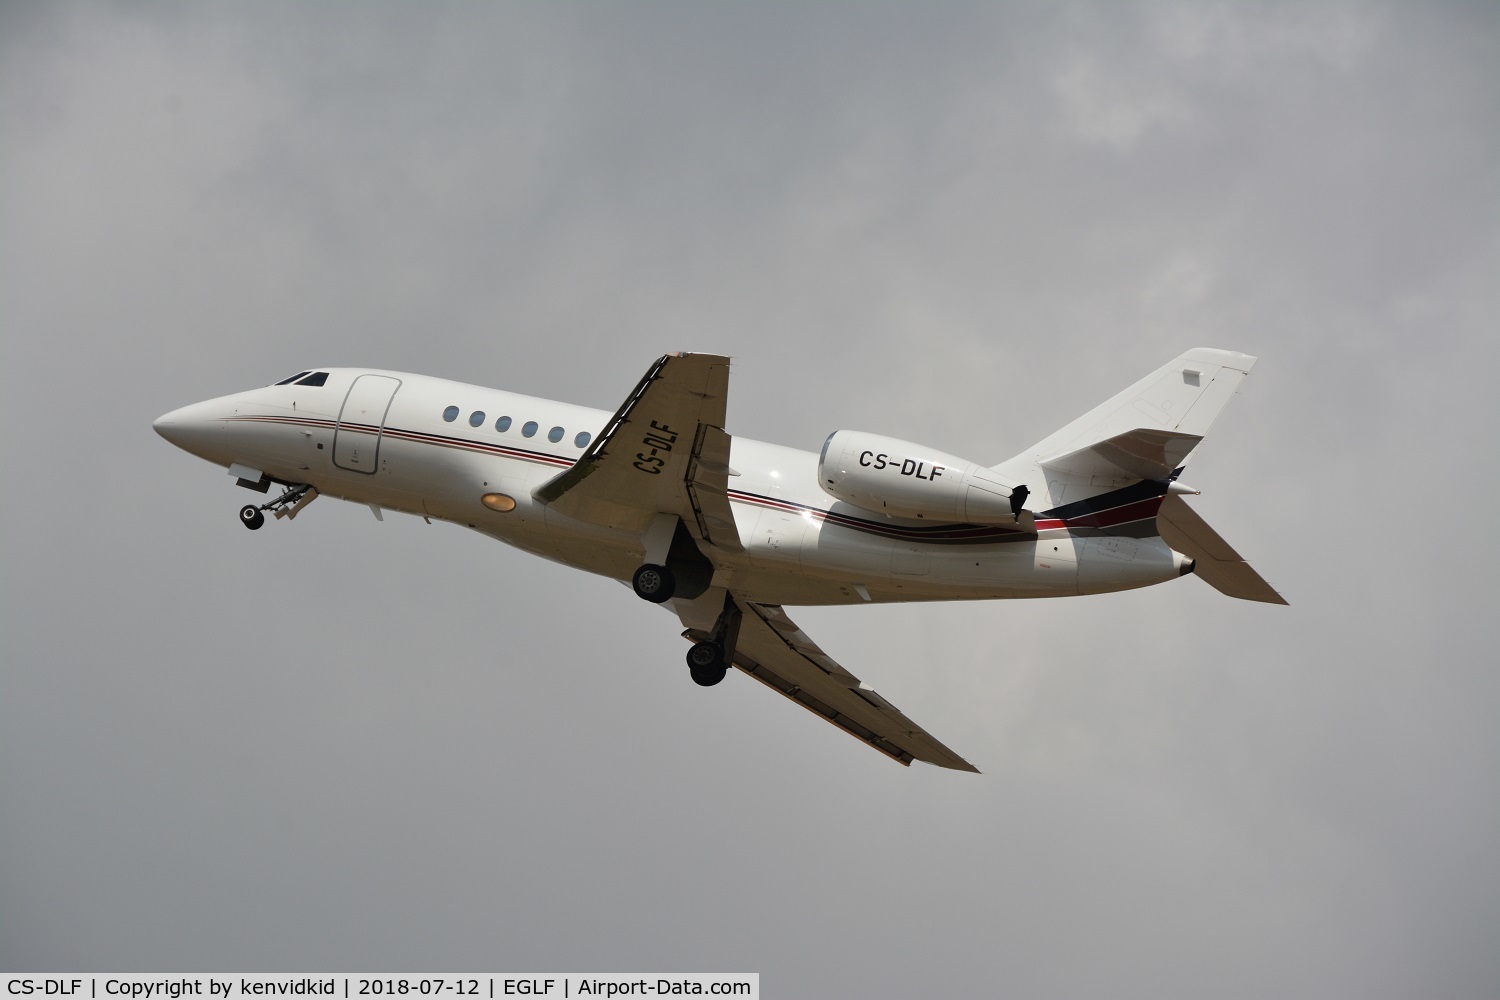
[682,599,979,772]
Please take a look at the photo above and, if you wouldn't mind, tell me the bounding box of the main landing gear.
[632,563,676,603]
[687,640,727,686]
[681,593,743,687]
[629,515,714,605]
[630,514,733,683]
[239,483,317,530]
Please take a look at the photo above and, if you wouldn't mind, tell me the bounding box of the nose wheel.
[237,483,316,530]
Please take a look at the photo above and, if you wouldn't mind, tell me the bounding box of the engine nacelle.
[817,430,1029,524]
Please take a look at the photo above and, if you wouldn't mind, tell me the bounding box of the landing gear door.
[334,375,401,474]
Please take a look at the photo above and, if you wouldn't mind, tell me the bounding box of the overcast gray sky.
[3,1,1497,996]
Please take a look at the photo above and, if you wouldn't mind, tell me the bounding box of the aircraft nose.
[153,400,226,457]
[153,406,190,446]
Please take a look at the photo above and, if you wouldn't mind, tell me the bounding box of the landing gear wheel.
[687,641,725,671]
[632,563,676,603]
[240,505,265,530]
[690,663,728,687]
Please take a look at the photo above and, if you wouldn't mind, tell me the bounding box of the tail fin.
[993,348,1286,605]
[992,348,1257,498]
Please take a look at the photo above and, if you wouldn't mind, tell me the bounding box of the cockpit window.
[274,371,312,386]
[294,372,330,386]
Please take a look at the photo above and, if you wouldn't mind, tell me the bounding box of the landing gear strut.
[238,483,316,530]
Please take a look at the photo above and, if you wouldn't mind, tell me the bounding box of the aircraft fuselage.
[154,368,1187,607]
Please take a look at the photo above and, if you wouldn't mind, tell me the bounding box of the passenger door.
[333,375,401,473]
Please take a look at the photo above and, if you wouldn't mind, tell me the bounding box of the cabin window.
[295,371,330,386]
[495,415,512,432]
[522,421,538,438]
[574,431,591,448]
[469,411,486,428]
[443,405,459,422]
[274,371,311,386]
[548,426,565,443]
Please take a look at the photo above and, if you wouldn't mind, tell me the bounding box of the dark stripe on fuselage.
[1036,478,1170,521]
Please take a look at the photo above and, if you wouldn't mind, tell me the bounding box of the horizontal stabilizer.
[1157,496,1287,605]
[1042,427,1203,482]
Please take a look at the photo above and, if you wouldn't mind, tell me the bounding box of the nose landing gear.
[238,483,317,530]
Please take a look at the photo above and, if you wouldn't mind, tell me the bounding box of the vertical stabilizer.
[992,348,1257,507]
[990,348,1285,606]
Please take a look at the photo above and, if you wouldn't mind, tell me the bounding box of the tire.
[240,505,265,530]
[631,563,675,603]
[686,641,724,670]
[690,664,728,687]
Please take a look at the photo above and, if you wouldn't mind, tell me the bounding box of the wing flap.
[687,601,979,772]
[685,424,742,551]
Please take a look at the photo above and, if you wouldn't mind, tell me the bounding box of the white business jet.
[155,349,1284,772]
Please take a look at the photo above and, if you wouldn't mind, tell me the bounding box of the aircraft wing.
[534,353,742,552]
[683,600,980,773]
